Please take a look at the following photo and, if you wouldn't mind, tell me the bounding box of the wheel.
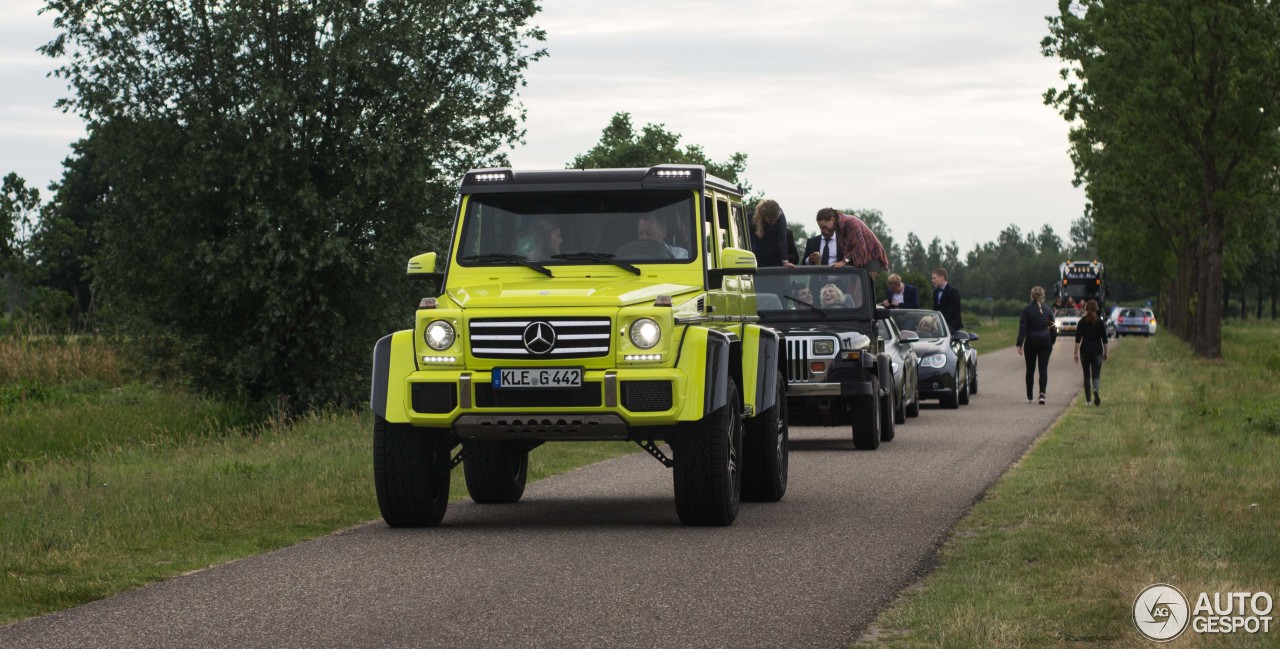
[463,440,529,504]
[940,375,959,409]
[742,372,788,502]
[374,417,453,527]
[673,378,743,525]
[880,384,897,442]
[893,381,907,425]
[969,364,979,395]
[958,369,971,405]
[905,377,920,418]
[851,377,881,450]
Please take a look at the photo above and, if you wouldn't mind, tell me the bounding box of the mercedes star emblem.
[522,322,556,355]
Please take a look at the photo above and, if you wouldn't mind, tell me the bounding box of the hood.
[909,339,951,356]
[448,277,700,309]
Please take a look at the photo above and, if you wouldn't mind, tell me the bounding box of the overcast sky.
[1,0,1085,254]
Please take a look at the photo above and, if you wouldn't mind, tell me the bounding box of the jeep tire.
[374,416,452,527]
[742,372,788,503]
[463,441,529,504]
[851,377,881,450]
[673,378,743,526]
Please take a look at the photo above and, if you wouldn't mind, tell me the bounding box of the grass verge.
[963,315,1018,353]
[0,338,639,625]
[855,321,1280,647]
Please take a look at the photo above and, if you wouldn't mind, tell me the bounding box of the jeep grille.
[469,318,612,359]
[786,338,811,382]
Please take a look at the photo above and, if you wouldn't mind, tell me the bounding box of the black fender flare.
[370,334,393,419]
[754,327,783,413]
[703,330,733,415]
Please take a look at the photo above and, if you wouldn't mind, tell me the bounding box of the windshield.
[888,310,950,339]
[754,269,872,316]
[457,190,697,266]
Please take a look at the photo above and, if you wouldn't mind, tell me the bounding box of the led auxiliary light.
[653,169,692,178]
[474,172,508,182]
[624,354,663,362]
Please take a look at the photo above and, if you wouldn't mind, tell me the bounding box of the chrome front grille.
[786,338,810,383]
[469,318,612,359]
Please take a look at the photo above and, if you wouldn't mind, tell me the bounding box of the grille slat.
[786,338,810,383]
[470,318,611,359]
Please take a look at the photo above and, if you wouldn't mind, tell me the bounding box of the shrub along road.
[2,343,1082,648]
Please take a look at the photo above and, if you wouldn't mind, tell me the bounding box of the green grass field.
[855,321,1280,647]
[0,337,636,625]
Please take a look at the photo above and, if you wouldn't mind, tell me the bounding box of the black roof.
[458,164,741,196]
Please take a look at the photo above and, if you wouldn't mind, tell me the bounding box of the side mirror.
[967,331,980,341]
[900,330,920,342]
[708,247,757,289]
[407,252,444,292]
[874,306,890,321]
[952,330,970,342]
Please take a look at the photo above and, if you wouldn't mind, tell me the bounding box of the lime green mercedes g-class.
[371,165,788,526]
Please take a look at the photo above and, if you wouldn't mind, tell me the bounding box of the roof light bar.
[653,169,693,178]
[474,172,509,182]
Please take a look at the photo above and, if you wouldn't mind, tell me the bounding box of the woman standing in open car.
[1017,286,1056,405]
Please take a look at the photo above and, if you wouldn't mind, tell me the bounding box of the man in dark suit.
[881,273,919,309]
[802,229,842,266]
[931,267,962,332]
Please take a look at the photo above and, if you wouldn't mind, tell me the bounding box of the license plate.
[493,368,583,389]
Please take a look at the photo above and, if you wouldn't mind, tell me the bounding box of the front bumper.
[916,367,956,398]
[402,367,690,438]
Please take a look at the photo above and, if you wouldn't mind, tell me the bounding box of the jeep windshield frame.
[455,190,699,268]
[753,267,875,323]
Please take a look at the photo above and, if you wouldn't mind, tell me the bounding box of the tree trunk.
[1240,287,1247,320]
[1257,283,1264,320]
[1194,203,1224,358]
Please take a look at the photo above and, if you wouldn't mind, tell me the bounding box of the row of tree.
[1042,1,1280,358]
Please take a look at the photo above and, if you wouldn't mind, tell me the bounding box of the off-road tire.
[742,373,788,502]
[463,441,529,504]
[673,378,743,526]
[851,377,881,450]
[875,386,896,442]
[374,417,452,527]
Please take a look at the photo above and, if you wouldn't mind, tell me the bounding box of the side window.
[703,194,719,265]
[731,204,749,250]
[716,198,731,251]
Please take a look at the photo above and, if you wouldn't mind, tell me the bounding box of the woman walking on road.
[1016,286,1056,404]
[1074,299,1109,406]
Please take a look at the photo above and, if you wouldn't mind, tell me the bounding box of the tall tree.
[42,0,546,406]
[1,173,40,267]
[1044,0,1280,357]
[570,112,752,193]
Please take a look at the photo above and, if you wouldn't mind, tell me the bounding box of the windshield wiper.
[551,252,641,275]
[781,295,825,315]
[461,254,554,278]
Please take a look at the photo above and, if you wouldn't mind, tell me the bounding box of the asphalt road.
[3,342,1084,649]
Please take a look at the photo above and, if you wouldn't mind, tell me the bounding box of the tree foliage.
[41,0,545,406]
[569,113,752,193]
[1043,0,1280,357]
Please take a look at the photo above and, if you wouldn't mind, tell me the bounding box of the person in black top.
[931,267,962,332]
[1016,286,1055,404]
[1073,299,1109,406]
[749,199,795,268]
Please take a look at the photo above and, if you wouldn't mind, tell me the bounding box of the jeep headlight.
[812,339,836,356]
[920,353,946,369]
[629,318,662,349]
[424,320,455,351]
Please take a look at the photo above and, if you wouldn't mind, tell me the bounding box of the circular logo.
[1133,584,1190,642]
[522,322,556,355]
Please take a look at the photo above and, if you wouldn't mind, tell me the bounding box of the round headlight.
[629,318,662,349]
[424,320,455,351]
